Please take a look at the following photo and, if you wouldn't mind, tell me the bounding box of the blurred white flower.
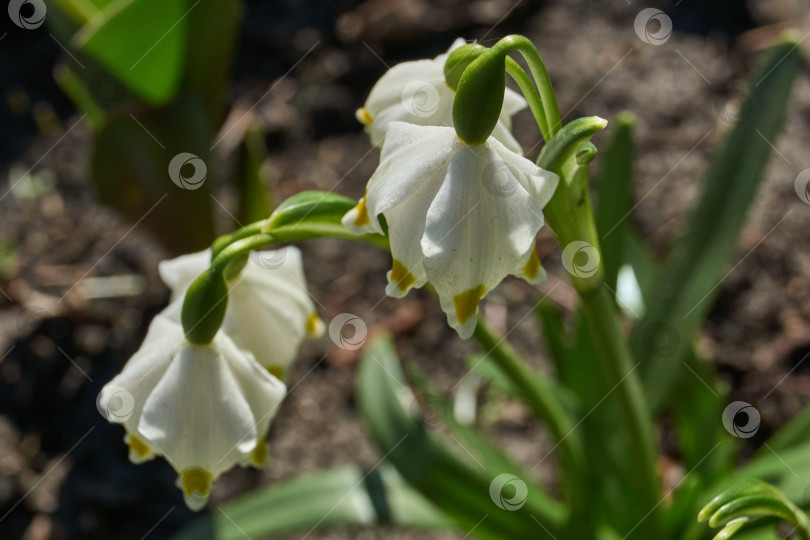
[357,38,526,153]
[98,314,285,510]
[159,246,323,380]
[343,122,558,338]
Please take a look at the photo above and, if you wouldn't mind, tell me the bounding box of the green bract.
[181,270,229,344]
[452,48,507,145]
[443,43,486,90]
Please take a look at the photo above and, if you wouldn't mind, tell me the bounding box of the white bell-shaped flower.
[343,122,558,338]
[159,246,323,380]
[358,38,527,153]
[97,313,286,510]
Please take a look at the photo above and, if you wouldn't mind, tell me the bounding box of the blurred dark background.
[1,1,809,539]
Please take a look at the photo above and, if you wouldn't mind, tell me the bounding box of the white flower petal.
[491,137,559,209]
[365,123,458,220]
[421,142,545,337]
[137,340,258,476]
[158,250,211,301]
[98,318,183,435]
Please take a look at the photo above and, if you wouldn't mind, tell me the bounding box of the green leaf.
[264,191,389,248]
[91,97,215,254]
[758,401,810,454]
[173,464,455,539]
[630,36,802,412]
[236,126,272,225]
[595,111,635,295]
[74,0,188,104]
[698,479,810,540]
[357,336,568,539]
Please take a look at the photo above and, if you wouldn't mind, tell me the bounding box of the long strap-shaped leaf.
[629,36,802,412]
[357,336,569,540]
[173,464,455,539]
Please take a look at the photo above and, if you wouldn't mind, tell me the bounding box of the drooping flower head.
[345,40,559,338]
[97,310,286,510]
[344,122,556,338]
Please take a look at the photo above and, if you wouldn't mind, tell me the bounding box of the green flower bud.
[443,43,486,90]
[452,49,507,145]
[182,270,228,344]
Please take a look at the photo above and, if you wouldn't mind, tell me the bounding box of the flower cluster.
[344,39,558,338]
[98,247,322,510]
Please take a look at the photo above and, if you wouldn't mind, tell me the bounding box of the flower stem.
[505,57,550,141]
[495,35,562,136]
[472,318,586,511]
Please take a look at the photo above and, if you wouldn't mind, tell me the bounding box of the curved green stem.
[505,57,550,142]
[472,317,586,513]
[211,220,268,258]
[495,35,562,136]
